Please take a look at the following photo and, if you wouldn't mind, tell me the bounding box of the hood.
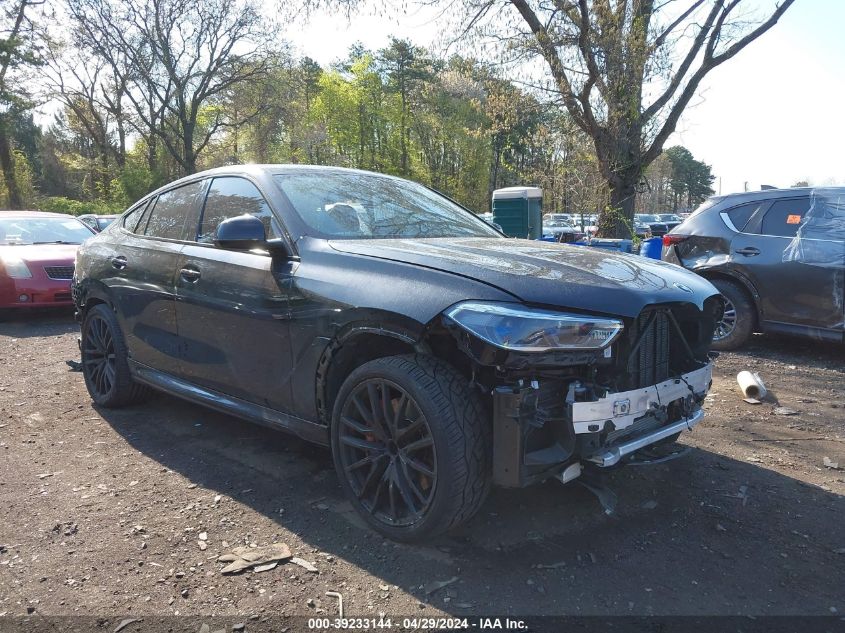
[328,237,718,318]
[0,244,78,265]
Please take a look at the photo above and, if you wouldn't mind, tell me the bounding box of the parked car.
[656,213,683,231]
[662,187,845,349]
[542,218,585,242]
[635,214,670,237]
[73,165,721,541]
[1,211,95,313]
[78,214,119,233]
[633,219,653,239]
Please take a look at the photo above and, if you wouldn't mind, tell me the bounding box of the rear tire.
[710,278,754,351]
[331,354,491,542]
[80,304,148,407]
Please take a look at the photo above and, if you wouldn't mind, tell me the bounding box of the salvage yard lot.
[1,311,843,618]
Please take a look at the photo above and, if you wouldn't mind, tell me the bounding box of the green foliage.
[19,39,626,221]
[0,149,35,208]
[35,196,123,215]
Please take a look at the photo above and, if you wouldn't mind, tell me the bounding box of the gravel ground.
[0,310,843,621]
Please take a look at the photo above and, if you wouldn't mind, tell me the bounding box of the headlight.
[444,302,623,352]
[0,254,32,279]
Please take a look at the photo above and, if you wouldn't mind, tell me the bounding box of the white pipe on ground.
[737,371,767,399]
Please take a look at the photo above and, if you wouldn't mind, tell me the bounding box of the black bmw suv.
[73,165,721,541]
[663,187,845,350]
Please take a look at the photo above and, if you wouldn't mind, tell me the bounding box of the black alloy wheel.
[80,304,148,407]
[82,311,116,399]
[331,354,490,541]
[336,378,437,527]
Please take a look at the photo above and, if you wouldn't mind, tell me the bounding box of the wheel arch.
[696,269,762,329]
[316,318,430,425]
[76,281,115,318]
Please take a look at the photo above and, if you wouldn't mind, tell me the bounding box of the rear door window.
[144,182,205,241]
[197,177,280,243]
[760,198,812,237]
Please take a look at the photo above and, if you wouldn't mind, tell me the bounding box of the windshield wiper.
[32,240,81,245]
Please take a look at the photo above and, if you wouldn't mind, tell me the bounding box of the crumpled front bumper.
[570,363,712,435]
[573,363,712,467]
[491,363,712,487]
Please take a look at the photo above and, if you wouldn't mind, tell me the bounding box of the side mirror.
[215,214,266,250]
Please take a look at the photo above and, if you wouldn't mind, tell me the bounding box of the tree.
[0,0,45,208]
[445,0,795,236]
[67,0,274,176]
[379,38,431,177]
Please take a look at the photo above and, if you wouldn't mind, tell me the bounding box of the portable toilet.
[492,186,543,239]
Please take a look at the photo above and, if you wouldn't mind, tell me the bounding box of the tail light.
[662,234,689,247]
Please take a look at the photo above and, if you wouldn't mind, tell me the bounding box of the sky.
[285,0,845,197]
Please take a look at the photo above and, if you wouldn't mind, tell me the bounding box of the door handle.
[111,255,127,270]
[180,267,201,282]
[734,247,760,256]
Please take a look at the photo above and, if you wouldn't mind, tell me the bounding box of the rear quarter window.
[123,199,152,233]
[724,201,766,232]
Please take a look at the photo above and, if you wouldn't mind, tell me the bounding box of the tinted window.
[760,198,812,237]
[198,177,280,243]
[725,201,765,232]
[123,200,151,233]
[144,182,204,240]
[273,172,501,239]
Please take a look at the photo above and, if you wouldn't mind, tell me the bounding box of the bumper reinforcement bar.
[585,408,705,468]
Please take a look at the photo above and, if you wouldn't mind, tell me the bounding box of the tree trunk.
[183,121,196,175]
[597,174,638,239]
[0,118,24,209]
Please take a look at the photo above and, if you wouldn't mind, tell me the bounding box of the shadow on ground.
[0,309,77,339]
[15,311,840,615]
[94,386,844,616]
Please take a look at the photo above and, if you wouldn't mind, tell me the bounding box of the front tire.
[81,304,148,407]
[331,354,491,541]
[710,278,754,351]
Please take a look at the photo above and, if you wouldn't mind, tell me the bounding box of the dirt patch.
[0,313,843,617]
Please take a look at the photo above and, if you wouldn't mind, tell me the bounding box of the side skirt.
[129,360,330,446]
[761,320,844,343]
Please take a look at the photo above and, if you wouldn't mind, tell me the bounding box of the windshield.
[658,214,680,221]
[637,214,659,222]
[0,216,93,245]
[97,217,116,230]
[273,171,501,239]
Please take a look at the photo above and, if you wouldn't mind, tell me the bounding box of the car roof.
[0,210,75,218]
[135,164,417,207]
[708,186,845,205]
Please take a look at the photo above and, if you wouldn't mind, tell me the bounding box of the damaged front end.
[440,298,721,488]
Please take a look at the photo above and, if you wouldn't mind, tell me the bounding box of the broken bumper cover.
[570,363,712,434]
[584,408,705,467]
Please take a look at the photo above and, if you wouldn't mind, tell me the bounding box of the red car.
[0,211,95,311]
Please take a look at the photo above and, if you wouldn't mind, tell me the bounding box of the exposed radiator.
[627,308,671,389]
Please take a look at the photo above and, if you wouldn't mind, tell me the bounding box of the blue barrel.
[640,237,663,259]
[587,238,633,253]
